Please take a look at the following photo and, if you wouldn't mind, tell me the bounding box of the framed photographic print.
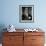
[19,5,34,23]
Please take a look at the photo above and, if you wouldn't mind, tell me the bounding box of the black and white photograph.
[19,5,34,23]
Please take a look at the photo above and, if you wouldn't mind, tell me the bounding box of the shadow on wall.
[0,24,7,43]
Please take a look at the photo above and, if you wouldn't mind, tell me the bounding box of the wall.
[0,0,46,29]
